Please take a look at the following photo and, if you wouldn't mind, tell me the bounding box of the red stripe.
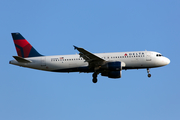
[23,44,32,58]
[14,39,32,58]
[14,39,31,47]
[16,47,22,57]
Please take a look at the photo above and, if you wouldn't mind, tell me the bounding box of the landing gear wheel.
[92,78,97,83]
[92,72,98,83]
[147,68,151,78]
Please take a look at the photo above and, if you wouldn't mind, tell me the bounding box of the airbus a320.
[9,33,170,83]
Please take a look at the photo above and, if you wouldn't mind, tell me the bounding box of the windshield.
[156,54,163,57]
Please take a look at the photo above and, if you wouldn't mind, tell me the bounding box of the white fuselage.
[9,51,170,72]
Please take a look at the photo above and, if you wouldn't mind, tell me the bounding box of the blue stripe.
[29,47,43,57]
[11,33,25,40]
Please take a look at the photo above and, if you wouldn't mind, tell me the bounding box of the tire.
[92,78,97,83]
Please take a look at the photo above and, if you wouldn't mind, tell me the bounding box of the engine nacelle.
[101,61,122,71]
[101,71,121,78]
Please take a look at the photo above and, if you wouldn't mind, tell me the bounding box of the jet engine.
[101,71,121,78]
[101,61,122,71]
[100,61,125,78]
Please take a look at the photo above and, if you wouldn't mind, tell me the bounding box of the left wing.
[74,46,105,69]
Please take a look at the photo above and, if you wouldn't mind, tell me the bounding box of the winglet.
[73,45,78,50]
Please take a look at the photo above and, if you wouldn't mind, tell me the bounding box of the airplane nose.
[165,57,170,65]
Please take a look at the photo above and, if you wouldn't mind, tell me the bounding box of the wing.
[74,46,105,68]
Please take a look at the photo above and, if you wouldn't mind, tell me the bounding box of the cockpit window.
[156,54,163,57]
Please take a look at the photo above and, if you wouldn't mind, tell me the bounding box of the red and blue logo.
[12,33,42,58]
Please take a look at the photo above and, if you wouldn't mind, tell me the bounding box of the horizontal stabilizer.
[13,56,32,63]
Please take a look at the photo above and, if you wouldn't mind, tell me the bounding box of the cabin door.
[146,52,151,61]
[41,57,46,66]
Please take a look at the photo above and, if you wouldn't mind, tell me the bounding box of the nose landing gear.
[147,68,151,78]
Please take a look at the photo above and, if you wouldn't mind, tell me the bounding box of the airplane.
[9,33,170,83]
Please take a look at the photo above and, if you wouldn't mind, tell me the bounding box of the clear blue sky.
[1,0,180,120]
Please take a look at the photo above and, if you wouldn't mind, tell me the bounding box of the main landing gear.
[147,68,151,78]
[92,72,99,83]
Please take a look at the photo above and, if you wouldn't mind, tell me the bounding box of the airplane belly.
[46,60,88,71]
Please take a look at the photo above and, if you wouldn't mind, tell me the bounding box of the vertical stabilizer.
[11,33,42,58]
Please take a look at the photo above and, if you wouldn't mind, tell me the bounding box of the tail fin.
[11,33,42,58]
